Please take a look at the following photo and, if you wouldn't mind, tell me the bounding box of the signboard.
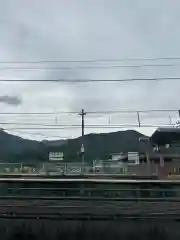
[127,152,139,165]
[65,163,82,175]
[49,152,64,161]
[65,165,82,175]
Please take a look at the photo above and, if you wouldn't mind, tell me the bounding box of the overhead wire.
[1,124,174,130]
[0,58,180,84]
[0,58,179,134]
[1,56,180,63]
[0,111,78,115]
[0,109,177,129]
[0,109,179,115]
[0,57,179,139]
[1,63,180,70]
[0,77,180,82]
[6,130,69,139]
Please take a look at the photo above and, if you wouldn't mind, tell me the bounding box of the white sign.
[49,152,64,161]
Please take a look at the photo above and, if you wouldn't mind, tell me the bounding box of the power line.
[0,109,179,115]
[6,130,69,139]
[0,111,78,115]
[1,63,180,70]
[0,122,175,127]
[87,109,180,114]
[1,57,180,64]
[2,124,174,130]
[0,77,180,82]
[1,123,89,126]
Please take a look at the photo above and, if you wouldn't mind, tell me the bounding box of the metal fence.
[0,162,42,174]
[0,162,95,175]
[45,162,168,177]
[0,161,179,178]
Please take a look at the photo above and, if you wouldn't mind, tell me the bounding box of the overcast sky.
[0,0,180,140]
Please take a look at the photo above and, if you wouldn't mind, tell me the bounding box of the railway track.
[0,198,179,218]
[0,177,179,219]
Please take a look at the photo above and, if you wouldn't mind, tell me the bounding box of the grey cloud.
[0,0,180,139]
[0,95,21,106]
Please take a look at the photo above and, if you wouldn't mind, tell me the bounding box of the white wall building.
[127,152,140,165]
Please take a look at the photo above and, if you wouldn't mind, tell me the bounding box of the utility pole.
[79,109,86,166]
[169,116,172,125]
[137,111,141,127]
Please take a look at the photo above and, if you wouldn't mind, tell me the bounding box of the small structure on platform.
[127,152,140,165]
[150,127,180,170]
[111,153,126,161]
[150,127,180,146]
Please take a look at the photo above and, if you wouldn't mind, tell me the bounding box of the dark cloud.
[0,95,21,106]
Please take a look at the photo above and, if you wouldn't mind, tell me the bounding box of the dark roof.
[150,127,180,145]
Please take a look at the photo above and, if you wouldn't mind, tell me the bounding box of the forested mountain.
[0,129,47,162]
[58,130,146,161]
[0,129,146,162]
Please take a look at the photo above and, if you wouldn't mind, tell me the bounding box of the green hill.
[0,129,47,162]
[59,130,146,161]
[0,129,146,162]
